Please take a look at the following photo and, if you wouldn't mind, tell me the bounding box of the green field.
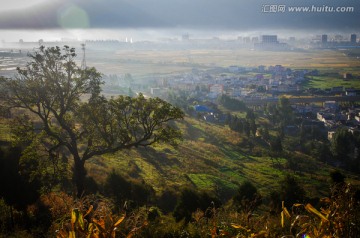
[303,75,360,89]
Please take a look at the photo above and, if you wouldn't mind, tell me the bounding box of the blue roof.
[194,105,213,112]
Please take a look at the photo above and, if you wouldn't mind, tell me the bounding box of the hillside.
[86,116,358,202]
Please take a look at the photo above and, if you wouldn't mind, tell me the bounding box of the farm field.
[302,75,360,89]
[85,48,360,79]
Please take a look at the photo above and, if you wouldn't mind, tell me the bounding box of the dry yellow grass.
[86,48,360,78]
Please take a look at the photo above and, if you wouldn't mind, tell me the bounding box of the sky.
[0,0,359,41]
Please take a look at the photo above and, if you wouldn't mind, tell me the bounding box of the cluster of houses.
[292,100,360,141]
[149,65,313,100]
[102,64,360,141]
[314,101,360,140]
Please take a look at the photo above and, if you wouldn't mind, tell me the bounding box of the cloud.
[0,0,359,31]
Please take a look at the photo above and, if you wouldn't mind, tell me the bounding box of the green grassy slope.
[86,116,354,201]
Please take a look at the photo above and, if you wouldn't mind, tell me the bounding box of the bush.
[156,189,178,213]
[280,174,306,208]
[173,188,220,223]
[233,180,262,213]
[103,170,154,211]
[0,146,40,211]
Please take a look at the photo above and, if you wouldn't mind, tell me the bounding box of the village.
[121,64,360,142]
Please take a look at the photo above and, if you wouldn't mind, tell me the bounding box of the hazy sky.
[0,0,359,41]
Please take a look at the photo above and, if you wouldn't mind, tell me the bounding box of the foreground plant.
[56,205,126,238]
[282,183,360,237]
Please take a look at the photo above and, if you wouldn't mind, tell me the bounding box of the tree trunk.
[9,205,14,231]
[73,158,86,197]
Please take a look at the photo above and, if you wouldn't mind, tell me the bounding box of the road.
[243,96,360,106]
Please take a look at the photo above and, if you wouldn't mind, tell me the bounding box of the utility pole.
[81,43,86,69]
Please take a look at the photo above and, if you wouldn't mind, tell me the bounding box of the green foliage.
[12,124,70,193]
[78,93,184,153]
[303,140,332,162]
[330,127,355,159]
[257,125,270,142]
[330,127,360,173]
[3,45,184,196]
[225,110,257,138]
[278,97,292,117]
[218,95,247,111]
[227,114,244,133]
[246,110,257,137]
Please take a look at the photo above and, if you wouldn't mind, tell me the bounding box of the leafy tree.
[262,124,270,142]
[3,46,184,196]
[243,121,251,138]
[265,103,277,124]
[307,141,332,162]
[270,136,283,155]
[278,97,293,124]
[218,94,247,111]
[246,110,257,137]
[228,115,244,133]
[330,127,354,161]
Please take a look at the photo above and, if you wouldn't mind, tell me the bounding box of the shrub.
[173,188,220,223]
[233,181,262,213]
[103,170,154,211]
[280,174,306,208]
